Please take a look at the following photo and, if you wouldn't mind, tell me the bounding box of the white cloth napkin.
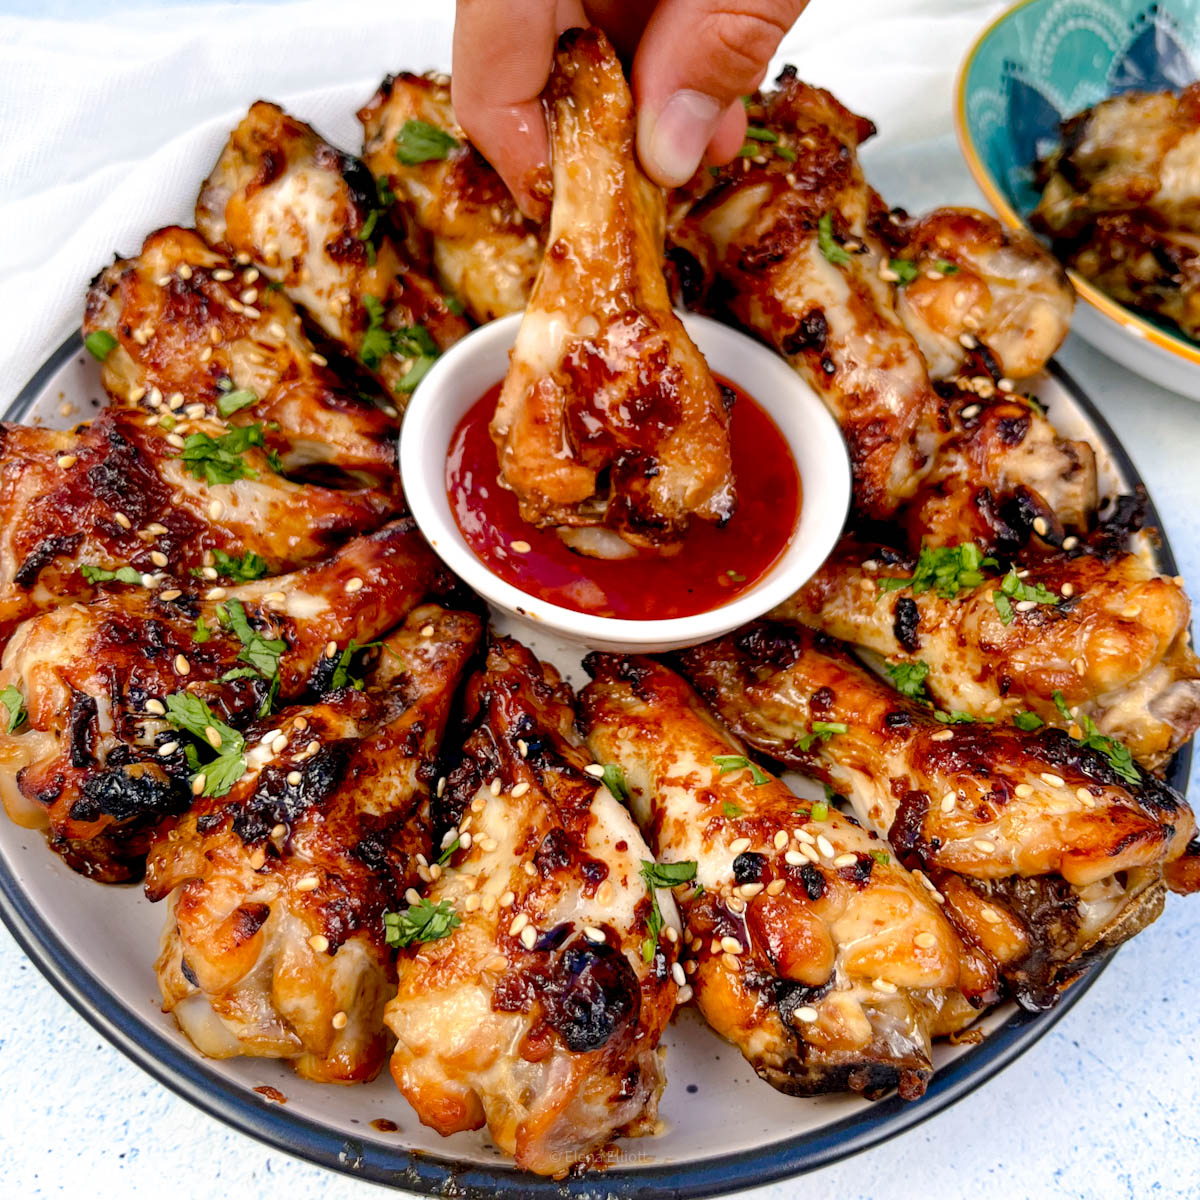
[0,0,1003,402]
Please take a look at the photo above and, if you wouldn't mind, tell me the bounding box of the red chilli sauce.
[446,377,800,620]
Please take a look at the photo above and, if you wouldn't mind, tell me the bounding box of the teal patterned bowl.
[956,0,1200,396]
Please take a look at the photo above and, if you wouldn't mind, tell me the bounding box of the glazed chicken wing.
[1031,85,1200,239]
[0,409,396,643]
[489,28,735,551]
[581,654,991,1102]
[148,605,481,1083]
[678,623,1195,1008]
[881,207,1073,381]
[195,102,469,406]
[358,74,543,323]
[669,70,938,518]
[0,519,442,881]
[384,636,676,1176]
[776,538,1200,769]
[83,226,399,486]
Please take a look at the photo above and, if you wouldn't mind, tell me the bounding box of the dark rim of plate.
[0,337,1191,1198]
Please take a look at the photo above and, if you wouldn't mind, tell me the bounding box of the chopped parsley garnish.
[80,564,142,585]
[1012,710,1044,731]
[0,685,25,733]
[933,259,959,275]
[870,849,890,865]
[193,615,212,644]
[878,542,997,599]
[194,549,270,583]
[1051,690,1140,785]
[179,424,269,485]
[396,352,436,393]
[794,721,848,752]
[84,330,119,361]
[358,294,440,391]
[163,692,246,797]
[216,388,258,418]
[218,598,285,683]
[394,119,459,165]
[383,898,461,948]
[886,659,931,699]
[328,638,397,691]
[888,258,921,285]
[810,801,829,822]
[722,801,742,817]
[993,567,1060,624]
[818,212,851,266]
[933,709,979,724]
[639,859,697,962]
[599,763,630,803]
[713,753,769,785]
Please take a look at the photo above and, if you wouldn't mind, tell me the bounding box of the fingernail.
[638,90,723,187]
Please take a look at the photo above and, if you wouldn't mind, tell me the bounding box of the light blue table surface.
[0,4,1198,1199]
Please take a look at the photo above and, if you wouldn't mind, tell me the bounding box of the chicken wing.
[489,28,735,551]
[195,102,469,406]
[0,410,397,643]
[147,604,481,1083]
[1031,85,1200,240]
[384,636,676,1176]
[880,207,1073,381]
[0,519,443,881]
[775,538,1200,770]
[358,73,543,323]
[677,623,1195,1008]
[668,70,939,518]
[581,653,990,1102]
[83,226,400,486]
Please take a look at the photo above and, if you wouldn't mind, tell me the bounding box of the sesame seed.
[271,734,288,754]
[141,573,156,588]
[270,823,287,840]
[523,861,536,877]
[344,577,364,593]
[404,887,421,905]
[784,849,804,866]
[932,729,954,742]
[833,853,857,867]
[262,729,282,745]
[167,392,184,411]
[1062,535,1079,551]
[428,863,442,881]
[56,454,77,469]
[973,839,996,852]
[156,274,172,287]
[286,770,302,786]
[773,830,788,850]
[296,874,319,892]
[981,907,1002,924]
[793,1005,819,1023]
[596,881,614,905]
[205,586,226,600]
[199,346,213,363]
[477,836,497,853]
[166,433,186,449]
[510,540,531,554]
[729,837,751,854]
[795,828,814,845]
[584,764,604,777]
[204,725,223,750]
[184,404,206,420]
[960,403,981,420]
[242,305,261,319]
[330,1010,348,1030]
[914,931,937,949]
[308,934,329,953]
[145,698,166,716]
[113,512,132,529]
[147,522,168,535]
[191,774,207,795]
[511,781,530,798]
[1015,783,1034,798]
[1014,598,1036,613]
[1041,772,1065,788]
[157,740,179,758]
[174,654,190,675]
[766,879,785,895]
[149,551,168,568]
[997,377,1014,392]
[458,831,473,850]
[519,925,537,950]
[664,925,678,944]
[436,776,446,797]
[941,792,958,813]
[1073,657,1087,677]
[1032,517,1049,537]
[799,843,820,864]
[816,835,835,859]
[509,913,529,936]
[720,936,743,955]
[235,252,251,266]
[959,333,977,349]
[671,962,686,986]
[677,985,694,1003]
[489,778,501,796]
[240,288,258,305]
[728,896,745,914]
[1076,787,1092,803]
[262,591,285,605]
[874,978,899,994]
[459,893,479,913]
[212,269,234,281]
[879,265,900,283]
[310,352,327,366]
[740,882,765,900]
[420,624,435,638]
[500,890,515,908]
[248,847,266,870]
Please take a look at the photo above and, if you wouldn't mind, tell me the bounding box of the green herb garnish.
[712,753,769,785]
[195,549,270,583]
[218,598,285,683]
[818,212,851,266]
[216,388,258,418]
[193,615,212,644]
[994,567,1060,625]
[383,898,461,948]
[810,801,829,822]
[163,692,246,797]
[639,859,697,962]
[886,659,931,699]
[599,763,630,803]
[889,258,921,285]
[722,801,742,817]
[794,721,848,752]
[877,542,997,600]
[0,685,26,733]
[870,849,890,865]
[179,424,268,485]
[80,564,143,585]
[1012,710,1044,731]
[394,119,459,165]
[84,330,119,361]
[1051,690,1139,784]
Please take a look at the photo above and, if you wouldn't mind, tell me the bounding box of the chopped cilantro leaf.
[599,763,629,803]
[436,834,461,866]
[394,119,460,165]
[933,259,959,275]
[886,659,930,699]
[84,330,119,361]
[1050,690,1139,784]
[80,564,142,585]
[198,549,270,583]
[870,849,890,865]
[383,898,461,948]
[933,709,977,724]
[193,615,212,644]
[1012,710,1044,731]
[217,388,258,418]
[217,598,285,684]
[396,354,436,393]
[443,294,465,316]
[0,685,25,733]
[639,859,697,961]
[163,692,246,797]
[877,542,997,599]
[776,144,797,162]
[818,212,851,266]
[998,567,1060,613]
[888,258,921,285]
[179,424,267,485]
[712,753,769,785]
[994,591,1014,625]
[722,801,742,817]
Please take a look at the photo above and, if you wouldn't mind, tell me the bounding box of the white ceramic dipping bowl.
[400,311,851,653]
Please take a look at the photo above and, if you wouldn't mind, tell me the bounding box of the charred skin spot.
[781,308,828,358]
[889,789,931,867]
[665,245,708,310]
[14,533,84,589]
[885,710,914,729]
[796,862,826,900]
[733,850,767,884]
[810,685,834,715]
[180,956,199,987]
[534,826,574,876]
[838,854,874,887]
[67,692,99,769]
[543,941,639,1052]
[231,743,349,845]
[232,902,271,941]
[68,766,187,826]
[893,597,920,654]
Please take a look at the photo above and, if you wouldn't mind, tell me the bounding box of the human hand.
[451,0,810,216]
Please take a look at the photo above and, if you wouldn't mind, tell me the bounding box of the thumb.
[631,0,809,186]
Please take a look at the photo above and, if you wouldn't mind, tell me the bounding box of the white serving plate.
[0,334,1188,1198]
